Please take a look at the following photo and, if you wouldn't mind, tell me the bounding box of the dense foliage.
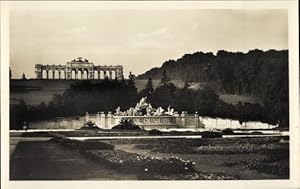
[138,49,288,96]
[10,79,139,129]
[138,49,289,126]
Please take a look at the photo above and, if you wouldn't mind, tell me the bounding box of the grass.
[50,136,209,179]
[219,94,262,105]
[131,137,289,178]
[12,131,289,179]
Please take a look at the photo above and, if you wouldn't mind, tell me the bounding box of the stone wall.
[86,112,204,129]
[28,112,276,130]
[29,116,85,130]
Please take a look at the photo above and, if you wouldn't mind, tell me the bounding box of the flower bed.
[222,145,289,177]
[134,137,287,154]
[223,158,289,176]
[139,172,235,180]
[193,143,284,154]
[50,137,199,177]
[82,149,196,175]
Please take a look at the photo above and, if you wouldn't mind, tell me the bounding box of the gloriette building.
[35,57,123,80]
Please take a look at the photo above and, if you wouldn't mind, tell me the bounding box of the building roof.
[72,57,89,63]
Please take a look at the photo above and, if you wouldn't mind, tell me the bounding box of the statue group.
[115,97,175,116]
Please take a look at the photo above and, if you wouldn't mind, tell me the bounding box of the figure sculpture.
[114,97,176,116]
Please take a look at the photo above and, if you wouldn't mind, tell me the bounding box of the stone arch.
[48,69,54,79]
[60,69,66,79]
[100,70,105,79]
[71,69,77,80]
[82,69,88,80]
[77,70,83,80]
[94,70,99,79]
[54,70,60,79]
[42,70,48,79]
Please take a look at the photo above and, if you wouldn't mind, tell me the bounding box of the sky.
[9,6,288,79]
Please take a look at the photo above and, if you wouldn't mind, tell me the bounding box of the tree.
[139,77,154,99]
[151,83,176,108]
[127,71,136,86]
[10,98,29,129]
[21,73,27,80]
[159,69,171,86]
[193,87,219,116]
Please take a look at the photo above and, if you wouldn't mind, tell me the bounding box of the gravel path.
[10,138,137,180]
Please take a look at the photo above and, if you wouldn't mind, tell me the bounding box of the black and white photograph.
[1,0,299,188]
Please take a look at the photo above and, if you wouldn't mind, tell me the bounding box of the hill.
[137,49,289,126]
[137,49,288,96]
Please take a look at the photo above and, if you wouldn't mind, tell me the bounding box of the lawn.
[49,135,289,180]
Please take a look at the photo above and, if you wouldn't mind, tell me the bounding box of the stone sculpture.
[114,97,175,116]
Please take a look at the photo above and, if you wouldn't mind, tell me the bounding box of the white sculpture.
[114,97,176,116]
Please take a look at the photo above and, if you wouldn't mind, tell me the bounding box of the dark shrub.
[148,129,162,135]
[22,132,52,137]
[251,131,263,135]
[112,118,141,130]
[222,128,234,135]
[80,120,100,130]
[201,131,222,138]
[282,136,289,140]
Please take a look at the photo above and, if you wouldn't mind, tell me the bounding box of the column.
[194,111,199,127]
[100,112,106,129]
[35,67,42,79]
[39,69,42,79]
[58,70,61,79]
[96,112,100,127]
[37,69,42,79]
[107,112,113,128]
[52,70,55,79]
[75,70,77,80]
[116,69,120,80]
[117,68,124,80]
[181,111,186,127]
[85,112,89,123]
[89,70,93,80]
[66,69,71,80]
[46,70,49,79]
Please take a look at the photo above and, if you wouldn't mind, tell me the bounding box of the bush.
[148,129,162,135]
[201,131,223,138]
[22,132,52,137]
[112,118,141,130]
[80,120,100,130]
[251,131,263,135]
[222,128,234,135]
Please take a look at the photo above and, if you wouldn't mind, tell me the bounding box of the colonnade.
[35,63,123,80]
